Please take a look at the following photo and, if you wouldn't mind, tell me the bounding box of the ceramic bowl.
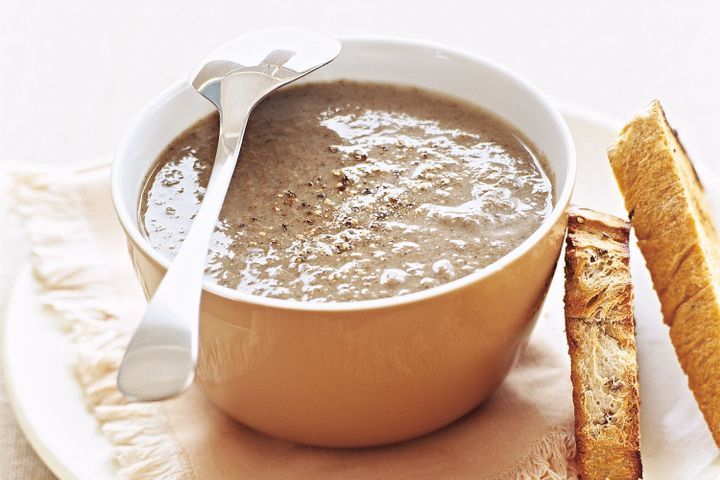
[111,35,575,447]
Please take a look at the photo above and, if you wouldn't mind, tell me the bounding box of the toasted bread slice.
[564,207,642,480]
[608,100,720,445]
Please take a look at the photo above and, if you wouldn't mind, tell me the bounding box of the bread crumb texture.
[608,100,720,447]
[565,207,642,480]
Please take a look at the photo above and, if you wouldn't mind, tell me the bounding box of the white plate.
[3,108,720,479]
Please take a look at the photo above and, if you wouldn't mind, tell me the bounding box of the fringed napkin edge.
[9,163,193,480]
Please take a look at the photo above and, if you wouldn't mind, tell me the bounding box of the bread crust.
[564,207,642,480]
[608,100,720,446]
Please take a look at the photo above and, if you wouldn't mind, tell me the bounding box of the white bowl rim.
[111,34,576,313]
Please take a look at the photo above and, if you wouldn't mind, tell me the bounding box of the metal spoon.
[117,29,341,402]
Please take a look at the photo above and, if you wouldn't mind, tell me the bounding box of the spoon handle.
[117,76,260,402]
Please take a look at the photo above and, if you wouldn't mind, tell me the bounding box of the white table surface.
[1,1,719,477]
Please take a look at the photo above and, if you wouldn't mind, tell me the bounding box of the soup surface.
[140,81,553,302]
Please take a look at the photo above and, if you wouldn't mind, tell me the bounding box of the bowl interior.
[113,36,575,306]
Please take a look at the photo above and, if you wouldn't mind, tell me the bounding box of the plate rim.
[2,266,79,480]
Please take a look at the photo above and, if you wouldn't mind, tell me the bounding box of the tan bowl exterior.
[114,36,576,448]
[126,209,566,447]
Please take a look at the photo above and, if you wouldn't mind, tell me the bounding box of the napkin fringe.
[495,430,577,480]
[10,167,193,480]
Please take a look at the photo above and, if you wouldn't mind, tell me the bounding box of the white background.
[1,1,719,477]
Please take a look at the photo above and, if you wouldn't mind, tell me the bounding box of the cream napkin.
[11,162,578,480]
